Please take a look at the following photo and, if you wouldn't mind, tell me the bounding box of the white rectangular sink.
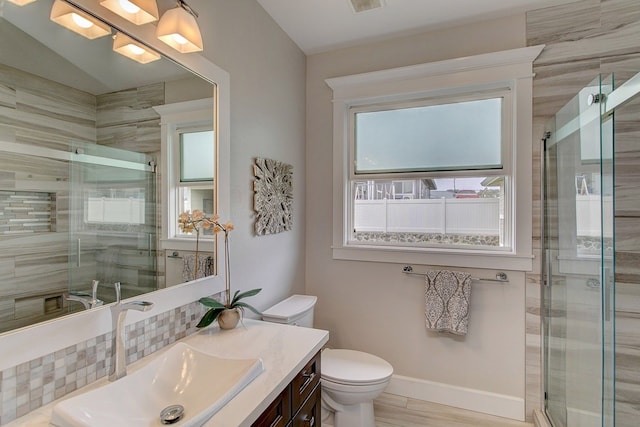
[50,342,264,427]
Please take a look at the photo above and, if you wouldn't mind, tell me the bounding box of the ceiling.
[255,0,578,54]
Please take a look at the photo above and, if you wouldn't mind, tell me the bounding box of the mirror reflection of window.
[180,130,214,181]
[177,129,214,237]
[85,188,146,225]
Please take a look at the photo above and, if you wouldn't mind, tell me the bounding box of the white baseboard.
[385,374,526,421]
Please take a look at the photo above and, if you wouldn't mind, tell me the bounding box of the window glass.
[349,94,509,251]
[177,186,214,236]
[351,176,506,248]
[180,130,214,182]
[354,98,502,174]
[176,129,214,237]
[85,188,145,224]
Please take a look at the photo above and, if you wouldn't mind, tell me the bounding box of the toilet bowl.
[262,295,393,427]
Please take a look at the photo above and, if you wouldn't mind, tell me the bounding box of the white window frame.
[326,46,544,271]
[154,98,216,252]
[347,90,513,251]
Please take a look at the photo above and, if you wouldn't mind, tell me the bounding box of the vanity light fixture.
[6,0,38,6]
[50,0,110,39]
[100,0,159,25]
[113,32,161,64]
[156,0,203,53]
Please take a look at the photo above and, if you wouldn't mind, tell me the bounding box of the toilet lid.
[322,348,393,385]
[262,295,317,324]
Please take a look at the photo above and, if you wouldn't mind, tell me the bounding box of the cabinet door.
[252,385,291,427]
[292,351,321,411]
[292,384,321,427]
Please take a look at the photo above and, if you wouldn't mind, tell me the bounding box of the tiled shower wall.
[95,83,166,290]
[94,82,166,294]
[0,299,210,425]
[0,191,54,234]
[0,63,94,332]
[526,0,640,425]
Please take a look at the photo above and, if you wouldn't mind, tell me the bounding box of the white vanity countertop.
[5,319,329,427]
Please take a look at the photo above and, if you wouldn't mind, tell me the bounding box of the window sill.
[332,245,533,272]
[161,238,215,252]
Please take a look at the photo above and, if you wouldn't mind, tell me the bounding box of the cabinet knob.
[302,415,315,426]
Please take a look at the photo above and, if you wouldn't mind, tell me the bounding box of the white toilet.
[262,295,393,427]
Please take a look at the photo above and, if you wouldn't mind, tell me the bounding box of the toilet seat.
[322,348,393,386]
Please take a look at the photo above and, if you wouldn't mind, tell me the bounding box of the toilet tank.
[262,295,317,327]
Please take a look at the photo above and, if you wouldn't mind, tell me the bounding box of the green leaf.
[196,307,224,328]
[199,297,226,309]
[231,288,262,306]
[234,301,262,316]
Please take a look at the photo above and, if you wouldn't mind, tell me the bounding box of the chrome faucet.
[109,282,154,382]
[65,280,103,310]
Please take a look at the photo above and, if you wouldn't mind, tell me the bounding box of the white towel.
[182,254,214,282]
[425,270,472,335]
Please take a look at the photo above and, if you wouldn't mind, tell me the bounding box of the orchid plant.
[176,211,261,328]
[177,210,222,280]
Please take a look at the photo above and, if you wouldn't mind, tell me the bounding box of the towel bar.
[402,265,508,283]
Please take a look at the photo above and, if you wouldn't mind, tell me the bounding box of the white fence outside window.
[354,198,500,235]
[575,195,613,237]
[86,197,145,224]
[354,195,609,239]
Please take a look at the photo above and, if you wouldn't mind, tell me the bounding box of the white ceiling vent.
[349,0,385,14]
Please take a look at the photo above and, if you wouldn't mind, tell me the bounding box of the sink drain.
[160,404,185,424]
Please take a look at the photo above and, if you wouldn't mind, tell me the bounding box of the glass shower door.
[543,74,615,427]
[69,143,157,305]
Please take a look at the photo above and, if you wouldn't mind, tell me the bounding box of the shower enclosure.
[0,140,158,330]
[68,142,158,303]
[543,72,640,427]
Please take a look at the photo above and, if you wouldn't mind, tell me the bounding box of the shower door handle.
[603,267,612,322]
[77,238,81,267]
[544,250,551,287]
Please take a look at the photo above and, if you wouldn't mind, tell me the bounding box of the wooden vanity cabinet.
[252,351,321,427]
[291,385,321,427]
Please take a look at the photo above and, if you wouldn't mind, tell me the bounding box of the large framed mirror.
[0,0,220,334]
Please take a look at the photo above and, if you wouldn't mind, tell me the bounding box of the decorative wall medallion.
[253,157,293,235]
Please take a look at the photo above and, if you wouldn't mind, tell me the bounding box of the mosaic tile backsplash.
[0,299,211,425]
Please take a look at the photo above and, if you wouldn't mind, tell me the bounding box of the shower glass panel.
[543,74,615,427]
[69,143,157,305]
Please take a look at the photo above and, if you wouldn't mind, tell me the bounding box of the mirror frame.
[0,0,230,371]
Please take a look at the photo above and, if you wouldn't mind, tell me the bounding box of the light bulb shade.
[156,6,203,53]
[100,0,159,25]
[6,0,38,6]
[113,32,161,64]
[50,0,111,39]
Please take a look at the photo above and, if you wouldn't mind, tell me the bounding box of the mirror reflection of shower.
[69,143,157,307]
[0,140,158,326]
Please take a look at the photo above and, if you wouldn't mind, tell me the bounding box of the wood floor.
[373,393,534,427]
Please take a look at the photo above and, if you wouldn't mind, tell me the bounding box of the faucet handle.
[91,280,100,300]
[114,282,121,304]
